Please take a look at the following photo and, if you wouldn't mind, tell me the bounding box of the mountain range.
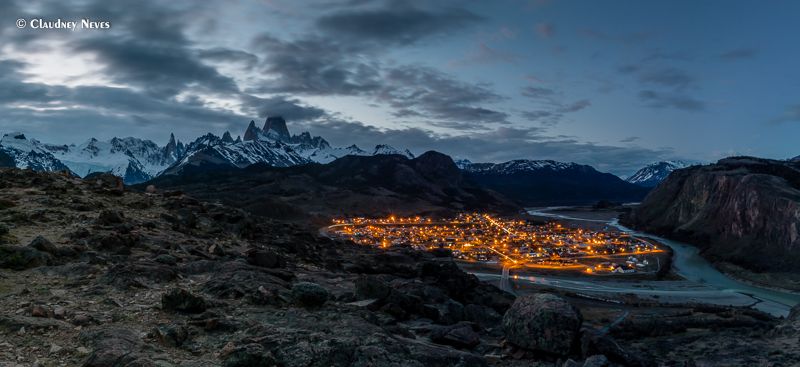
[625,160,697,187]
[458,159,651,206]
[0,117,414,184]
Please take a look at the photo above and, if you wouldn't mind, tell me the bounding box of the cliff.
[622,157,800,273]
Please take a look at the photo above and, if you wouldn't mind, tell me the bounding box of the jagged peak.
[221,131,234,144]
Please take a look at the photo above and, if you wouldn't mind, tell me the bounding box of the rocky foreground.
[0,168,799,367]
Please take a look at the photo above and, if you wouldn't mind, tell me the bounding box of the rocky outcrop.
[622,157,800,273]
[502,293,582,355]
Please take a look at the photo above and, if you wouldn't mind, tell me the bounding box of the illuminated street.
[327,213,663,275]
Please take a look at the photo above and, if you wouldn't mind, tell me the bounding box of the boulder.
[430,322,481,349]
[161,288,208,313]
[222,343,277,367]
[96,209,125,226]
[583,355,609,367]
[502,293,582,355]
[291,282,329,308]
[246,249,286,268]
[80,328,154,367]
[152,323,189,347]
[0,245,50,270]
[28,236,57,254]
[354,275,392,300]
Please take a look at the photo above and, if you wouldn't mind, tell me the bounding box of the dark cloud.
[520,86,590,125]
[251,34,381,95]
[719,48,757,60]
[73,37,240,97]
[381,65,508,124]
[768,104,800,124]
[639,68,694,90]
[619,136,640,143]
[558,99,591,113]
[521,86,558,99]
[197,48,259,70]
[315,4,482,46]
[638,90,705,111]
[535,23,555,39]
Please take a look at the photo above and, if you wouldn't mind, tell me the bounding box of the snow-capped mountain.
[1,116,415,183]
[791,155,800,163]
[625,160,697,187]
[161,117,416,175]
[458,159,582,174]
[43,135,184,184]
[0,133,71,172]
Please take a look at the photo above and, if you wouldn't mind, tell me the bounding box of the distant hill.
[626,160,697,187]
[622,156,800,273]
[143,151,519,219]
[458,159,650,206]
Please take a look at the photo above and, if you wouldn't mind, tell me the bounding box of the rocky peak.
[221,131,235,144]
[263,116,290,140]
[243,120,260,142]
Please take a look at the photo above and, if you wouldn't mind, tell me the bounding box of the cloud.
[197,48,259,70]
[290,119,673,175]
[719,48,757,60]
[521,86,558,99]
[638,90,705,111]
[381,65,509,124]
[535,23,555,38]
[450,43,520,66]
[768,103,800,124]
[639,68,694,90]
[558,99,591,113]
[520,86,590,125]
[619,136,640,143]
[315,4,483,46]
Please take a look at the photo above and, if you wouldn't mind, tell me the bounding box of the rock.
[430,322,481,349]
[53,305,66,319]
[102,261,178,289]
[0,315,69,332]
[154,254,178,265]
[583,354,609,367]
[463,304,502,329]
[222,343,277,367]
[0,245,51,270]
[81,327,154,367]
[564,359,581,367]
[31,305,52,318]
[502,293,582,355]
[96,209,125,226]
[246,249,286,268]
[71,313,94,326]
[145,185,157,194]
[162,288,208,313]
[354,275,392,300]
[291,282,329,308]
[49,343,63,354]
[28,236,57,254]
[152,323,189,347]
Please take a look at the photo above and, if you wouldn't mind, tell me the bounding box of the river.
[514,207,800,317]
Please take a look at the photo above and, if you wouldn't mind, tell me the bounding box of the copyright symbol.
[16,18,26,28]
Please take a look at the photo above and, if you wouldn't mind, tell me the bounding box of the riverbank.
[526,206,800,317]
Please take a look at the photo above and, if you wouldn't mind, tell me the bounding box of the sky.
[1,0,799,176]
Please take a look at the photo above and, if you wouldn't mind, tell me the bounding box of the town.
[327,213,664,275]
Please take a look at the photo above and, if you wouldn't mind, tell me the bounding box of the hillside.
[460,160,651,206]
[144,151,519,219]
[622,157,800,276]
